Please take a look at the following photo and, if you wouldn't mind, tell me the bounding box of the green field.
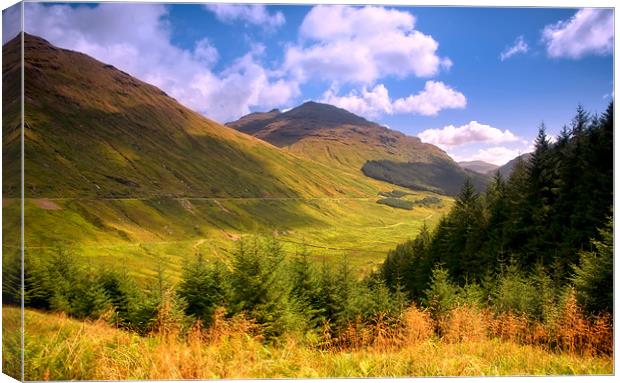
[3,192,452,280]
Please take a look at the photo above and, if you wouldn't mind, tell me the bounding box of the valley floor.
[2,307,613,380]
[4,193,451,279]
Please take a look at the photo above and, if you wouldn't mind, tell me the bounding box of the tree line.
[3,238,406,340]
[381,103,613,317]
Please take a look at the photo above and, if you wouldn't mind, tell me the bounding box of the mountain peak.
[284,101,375,127]
[227,101,453,170]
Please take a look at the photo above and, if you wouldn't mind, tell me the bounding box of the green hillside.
[2,34,452,279]
[362,159,489,196]
[12,35,389,199]
[228,102,489,196]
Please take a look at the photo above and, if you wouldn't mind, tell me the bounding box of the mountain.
[4,34,453,279]
[493,153,533,177]
[229,102,489,195]
[362,159,489,196]
[458,161,499,174]
[228,102,452,169]
[6,34,384,199]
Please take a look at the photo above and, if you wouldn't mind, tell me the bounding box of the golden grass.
[2,304,612,380]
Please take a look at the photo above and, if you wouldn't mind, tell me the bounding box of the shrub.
[488,310,530,344]
[455,281,485,307]
[492,262,538,317]
[379,190,411,198]
[439,305,489,343]
[149,289,191,336]
[399,305,434,345]
[413,196,443,207]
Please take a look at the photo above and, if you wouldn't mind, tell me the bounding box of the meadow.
[2,303,612,380]
[3,191,451,279]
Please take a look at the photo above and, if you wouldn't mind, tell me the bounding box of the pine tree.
[178,255,227,326]
[525,123,555,265]
[1,250,21,305]
[482,171,508,263]
[423,265,459,319]
[228,237,300,338]
[290,246,325,326]
[97,269,145,329]
[572,217,613,314]
[446,178,486,280]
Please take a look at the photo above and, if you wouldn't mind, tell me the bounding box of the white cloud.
[24,3,297,122]
[321,81,466,119]
[321,84,392,118]
[542,8,613,59]
[193,38,219,67]
[284,5,451,84]
[392,81,466,116]
[500,36,528,61]
[418,121,519,149]
[204,4,285,29]
[453,146,526,166]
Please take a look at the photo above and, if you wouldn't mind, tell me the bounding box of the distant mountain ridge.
[229,102,490,195]
[458,161,499,174]
[494,153,533,177]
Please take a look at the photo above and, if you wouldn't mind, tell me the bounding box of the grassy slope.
[1,35,453,280]
[4,192,452,280]
[228,102,489,196]
[14,35,384,199]
[362,159,490,195]
[3,307,612,380]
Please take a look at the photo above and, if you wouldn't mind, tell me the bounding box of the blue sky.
[8,3,615,165]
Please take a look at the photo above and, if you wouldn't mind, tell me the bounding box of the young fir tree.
[177,252,228,326]
[228,237,300,338]
[290,246,325,328]
[423,265,459,319]
[572,217,613,315]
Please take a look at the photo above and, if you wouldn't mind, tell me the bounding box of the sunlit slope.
[4,192,451,279]
[9,34,385,199]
